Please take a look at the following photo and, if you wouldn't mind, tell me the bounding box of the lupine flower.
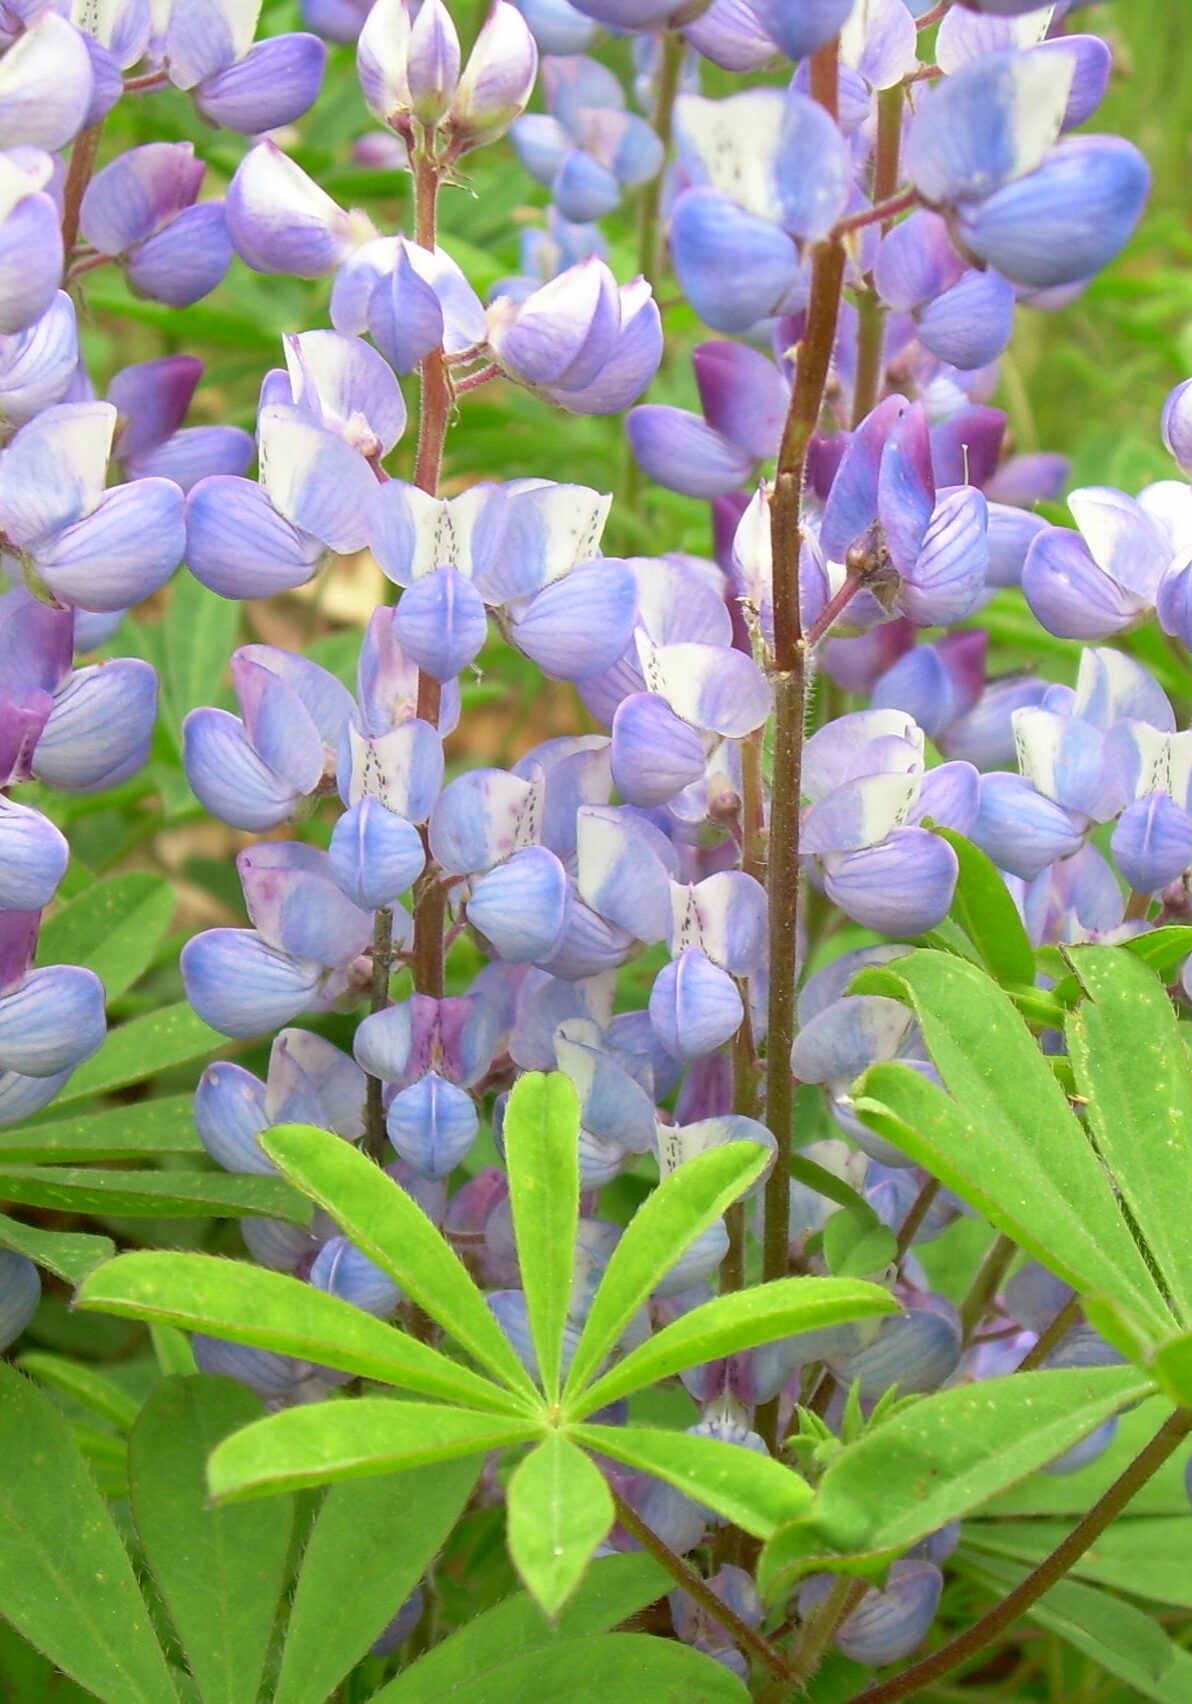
[0,1248,38,1349]
[196,1028,367,1176]
[187,333,396,599]
[332,233,486,373]
[1024,481,1192,639]
[368,476,630,683]
[79,144,232,309]
[670,1565,764,1681]
[485,257,662,413]
[799,711,967,934]
[0,588,158,790]
[1162,377,1192,478]
[905,49,1148,290]
[513,55,663,223]
[355,993,499,1177]
[183,644,353,831]
[163,0,326,132]
[801,1561,943,1665]
[0,401,185,612]
[0,909,105,1124]
[0,149,65,335]
[0,292,77,426]
[226,142,377,278]
[514,0,598,54]
[489,208,607,307]
[628,341,790,499]
[874,210,1016,370]
[303,0,372,43]
[0,13,93,152]
[181,844,379,1038]
[107,355,254,491]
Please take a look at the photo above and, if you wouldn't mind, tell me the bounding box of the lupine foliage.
[0,1,1191,1700]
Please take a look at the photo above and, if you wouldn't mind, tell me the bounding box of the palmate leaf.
[274,1458,482,1704]
[54,1002,223,1104]
[17,1352,140,1432]
[572,1276,895,1416]
[373,1633,751,1703]
[262,1123,538,1402]
[757,1366,1155,1600]
[207,1399,541,1502]
[853,951,1175,1350]
[503,1072,580,1404]
[930,826,1036,987]
[371,1554,670,1704]
[562,1140,770,1404]
[958,1551,1192,1703]
[74,1251,524,1416]
[0,1211,113,1283]
[0,1365,176,1704]
[572,1423,811,1539]
[38,872,173,1002]
[0,1165,309,1222]
[1064,945,1192,1324]
[506,1434,614,1616]
[963,1516,1192,1610]
[0,1096,200,1163]
[129,1377,293,1704]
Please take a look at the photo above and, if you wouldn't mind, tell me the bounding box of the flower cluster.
[0,0,1177,1684]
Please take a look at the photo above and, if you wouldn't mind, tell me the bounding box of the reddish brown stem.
[61,123,104,256]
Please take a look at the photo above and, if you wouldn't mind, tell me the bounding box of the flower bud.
[406,0,461,123]
[450,1,538,146]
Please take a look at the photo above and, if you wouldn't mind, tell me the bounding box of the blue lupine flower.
[513,55,663,223]
[164,0,326,132]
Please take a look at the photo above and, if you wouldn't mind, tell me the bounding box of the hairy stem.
[758,118,847,1457]
[406,130,451,998]
[61,123,105,255]
[364,907,395,1161]
[610,1489,793,1681]
[853,1407,1192,1704]
[786,1574,869,1691]
[959,1232,1017,1342]
[895,1176,941,1265]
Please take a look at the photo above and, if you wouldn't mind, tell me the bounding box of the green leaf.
[1045,925,1192,1004]
[504,1073,580,1403]
[757,1365,1155,1598]
[563,1141,769,1403]
[854,953,1173,1346]
[0,1212,112,1283]
[963,1515,1192,1609]
[0,1364,177,1704]
[572,1277,895,1417]
[506,1434,614,1615]
[261,1123,538,1402]
[38,874,173,1002]
[16,1352,140,1431]
[0,1096,200,1162]
[55,1003,223,1104]
[274,1459,481,1704]
[959,1552,1192,1702]
[986,1397,1192,1518]
[372,1633,750,1703]
[1150,1331,1192,1406]
[207,1399,541,1502]
[821,1201,897,1279]
[372,1554,669,1704]
[163,573,238,737]
[0,1165,309,1223]
[574,1423,811,1539]
[75,1251,522,1415]
[931,826,1036,986]
[129,1376,293,1704]
[1065,946,1192,1323]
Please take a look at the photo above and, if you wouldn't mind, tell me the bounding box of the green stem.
[852,1407,1192,1704]
[610,1489,793,1682]
[758,40,846,1458]
[1015,1294,1081,1373]
[959,1233,1017,1342]
[850,83,904,427]
[636,31,685,293]
[786,1574,869,1691]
